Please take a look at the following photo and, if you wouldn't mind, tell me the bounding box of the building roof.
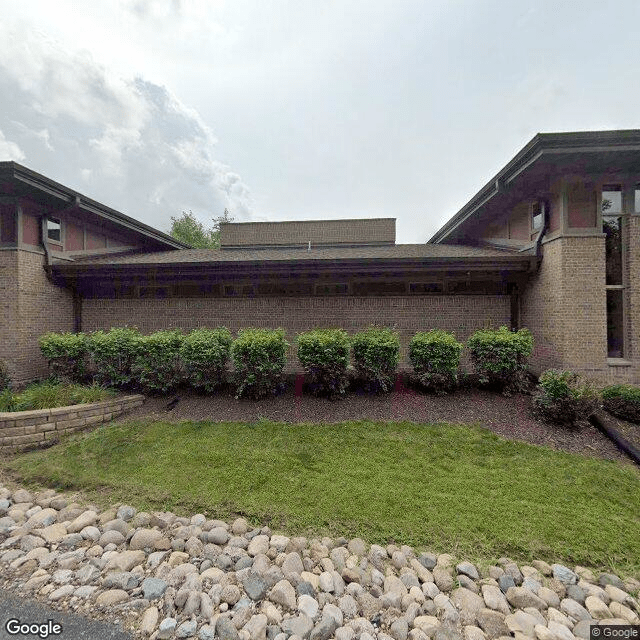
[0,161,189,250]
[429,129,640,244]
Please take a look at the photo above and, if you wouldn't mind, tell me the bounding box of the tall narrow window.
[602,185,624,357]
[635,183,640,212]
[531,201,543,231]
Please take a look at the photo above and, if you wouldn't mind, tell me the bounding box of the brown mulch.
[117,381,632,464]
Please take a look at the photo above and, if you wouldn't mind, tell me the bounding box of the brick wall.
[0,249,75,385]
[220,219,396,247]
[0,395,143,452]
[624,216,640,384]
[520,235,636,383]
[82,295,511,370]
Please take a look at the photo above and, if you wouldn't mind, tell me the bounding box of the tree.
[169,209,234,249]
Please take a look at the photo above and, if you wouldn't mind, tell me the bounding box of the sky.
[0,1,638,244]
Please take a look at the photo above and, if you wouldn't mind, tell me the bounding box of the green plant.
[9,382,114,411]
[232,328,289,399]
[351,327,400,393]
[0,388,16,411]
[297,329,351,398]
[0,360,10,392]
[38,332,88,382]
[601,384,640,423]
[88,328,142,389]
[409,330,463,394]
[180,328,233,392]
[131,330,184,394]
[467,326,533,392]
[533,369,600,426]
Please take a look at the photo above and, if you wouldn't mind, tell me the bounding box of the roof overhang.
[0,162,189,250]
[429,129,640,244]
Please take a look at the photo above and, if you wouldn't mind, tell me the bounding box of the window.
[47,217,61,243]
[602,184,625,357]
[531,201,543,231]
[635,183,640,212]
[315,283,349,295]
[409,282,443,294]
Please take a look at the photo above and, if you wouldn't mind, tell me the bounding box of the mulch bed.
[117,379,632,464]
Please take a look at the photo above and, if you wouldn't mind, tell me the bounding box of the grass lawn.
[5,419,640,575]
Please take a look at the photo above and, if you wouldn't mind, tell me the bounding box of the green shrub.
[38,332,88,382]
[0,389,16,411]
[467,326,533,391]
[131,330,184,394]
[88,328,142,388]
[533,369,599,426]
[409,330,463,394]
[601,384,640,423]
[0,360,10,392]
[351,327,400,393]
[232,328,289,399]
[180,328,233,392]
[9,382,114,411]
[297,329,351,398]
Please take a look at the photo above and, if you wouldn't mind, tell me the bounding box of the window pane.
[635,183,640,212]
[607,289,624,358]
[602,185,622,213]
[47,217,61,242]
[532,201,543,230]
[603,216,623,285]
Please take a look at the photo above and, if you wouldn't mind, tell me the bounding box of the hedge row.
[38,325,536,399]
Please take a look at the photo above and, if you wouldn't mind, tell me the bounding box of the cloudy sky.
[1,1,638,243]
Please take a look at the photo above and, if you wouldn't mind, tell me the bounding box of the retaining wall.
[0,395,144,452]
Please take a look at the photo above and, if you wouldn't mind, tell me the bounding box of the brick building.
[1,129,639,385]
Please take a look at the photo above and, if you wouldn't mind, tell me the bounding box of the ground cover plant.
[602,384,640,423]
[0,382,114,412]
[351,327,400,393]
[297,329,350,398]
[409,330,463,394]
[7,418,639,574]
[467,326,533,392]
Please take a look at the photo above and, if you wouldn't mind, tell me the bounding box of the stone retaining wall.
[0,395,144,452]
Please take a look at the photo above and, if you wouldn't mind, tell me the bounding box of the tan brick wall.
[624,215,640,384]
[0,249,75,385]
[220,218,396,247]
[82,294,511,370]
[0,395,143,451]
[521,234,640,384]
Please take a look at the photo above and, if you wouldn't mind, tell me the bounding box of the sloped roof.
[54,242,528,269]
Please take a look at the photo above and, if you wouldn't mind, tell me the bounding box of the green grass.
[5,419,640,575]
[0,382,115,412]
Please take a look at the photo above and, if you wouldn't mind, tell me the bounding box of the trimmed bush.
[601,384,640,423]
[409,330,463,394]
[232,328,289,399]
[0,360,10,392]
[88,327,142,389]
[467,326,533,391]
[297,329,350,398]
[38,332,88,382]
[351,327,400,393]
[132,330,184,394]
[180,328,233,392]
[533,369,599,426]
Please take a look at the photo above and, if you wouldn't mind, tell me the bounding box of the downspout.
[40,215,54,282]
[533,199,550,270]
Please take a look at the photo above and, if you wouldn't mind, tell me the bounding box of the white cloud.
[0,20,254,230]
[0,130,26,161]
